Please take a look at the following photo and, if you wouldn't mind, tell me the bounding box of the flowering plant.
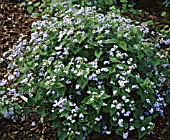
[0,1,170,140]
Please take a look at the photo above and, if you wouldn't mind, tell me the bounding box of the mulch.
[0,0,170,140]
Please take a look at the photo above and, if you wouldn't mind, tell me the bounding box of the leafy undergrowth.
[0,0,170,140]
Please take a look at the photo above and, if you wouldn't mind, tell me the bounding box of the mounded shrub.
[0,2,170,140]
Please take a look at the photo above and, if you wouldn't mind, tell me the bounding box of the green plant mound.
[0,3,170,140]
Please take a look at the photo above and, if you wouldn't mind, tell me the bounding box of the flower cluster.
[0,2,169,140]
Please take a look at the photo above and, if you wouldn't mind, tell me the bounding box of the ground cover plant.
[0,0,170,140]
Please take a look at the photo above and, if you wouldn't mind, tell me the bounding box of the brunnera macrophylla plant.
[0,3,170,140]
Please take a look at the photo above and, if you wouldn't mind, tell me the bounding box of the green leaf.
[143,116,152,125]
[57,129,68,140]
[131,120,141,129]
[28,1,33,5]
[38,108,46,117]
[18,61,23,68]
[40,3,47,8]
[27,6,33,13]
[144,20,154,26]
[77,76,88,89]
[162,70,170,77]
[104,38,118,44]
[60,111,69,118]
[110,107,116,116]
[101,94,110,100]
[97,98,103,107]
[52,121,60,128]
[50,114,58,120]
[144,77,150,85]
[48,95,57,103]
[138,61,148,73]
[94,123,101,133]
[110,119,116,127]
[120,0,127,2]
[143,47,154,56]
[92,103,101,114]
[55,86,66,97]
[138,129,146,139]
[91,24,100,29]
[23,107,30,115]
[108,66,116,74]
[33,2,40,7]
[117,64,128,70]
[130,27,138,35]
[116,127,124,135]
[94,50,102,59]
[105,0,113,5]
[31,13,39,18]
[147,72,153,78]
[117,31,123,38]
[109,57,120,63]
[128,47,137,53]
[76,33,87,44]
[56,83,65,88]
[50,31,57,40]
[133,108,143,119]
[123,122,129,129]
[138,50,144,60]
[138,89,148,101]
[88,41,98,46]
[149,57,160,66]
[20,2,26,7]
[118,41,127,51]
[103,100,111,112]
[163,25,169,29]
[20,63,30,73]
[98,72,108,79]
[96,34,105,40]
[98,0,104,3]
[27,98,34,106]
[139,83,146,89]
[161,11,167,17]
[81,96,90,104]
[73,47,82,54]
[15,74,26,85]
[153,112,159,119]
[166,93,170,102]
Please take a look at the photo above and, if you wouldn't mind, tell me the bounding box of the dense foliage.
[0,0,169,139]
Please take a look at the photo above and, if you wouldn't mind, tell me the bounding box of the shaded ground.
[0,0,170,139]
